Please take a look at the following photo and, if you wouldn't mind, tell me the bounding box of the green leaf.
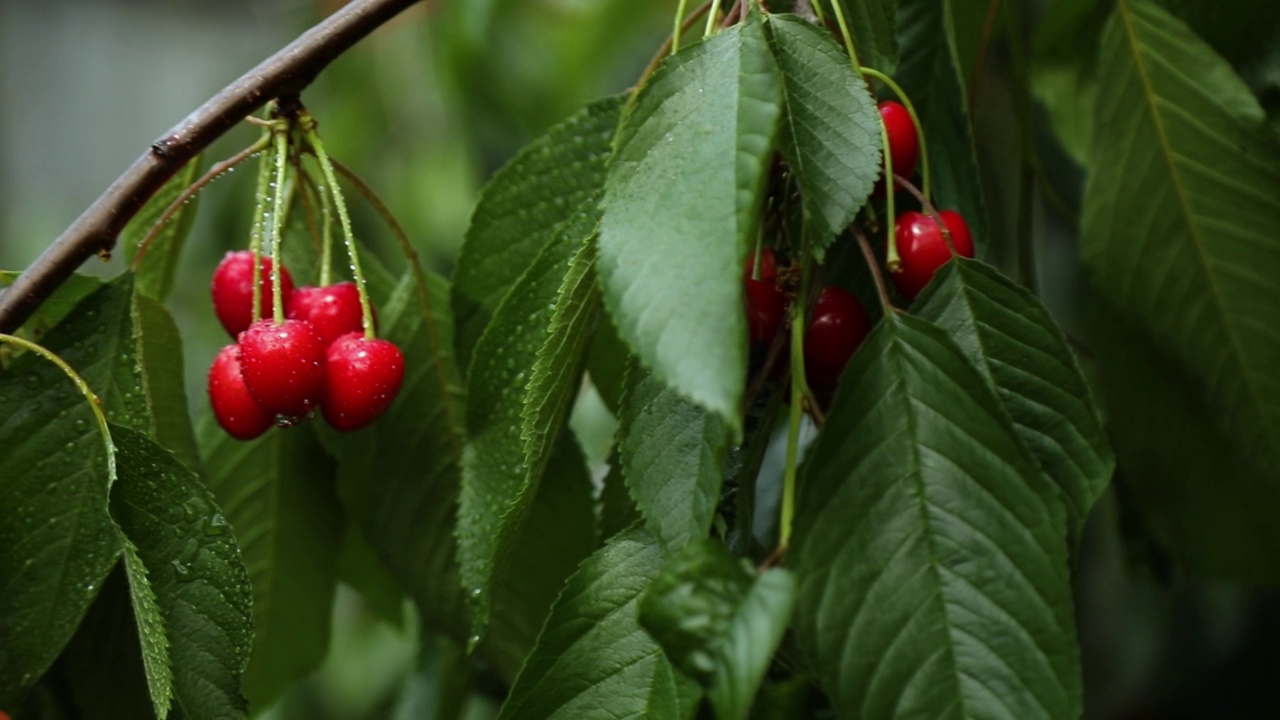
[1085,290,1280,584]
[0,312,121,707]
[122,156,202,301]
[1031,0,1108,165]
[111,424,253,719]
[58,565,156,720]
[497,528,700,720]
[832,0,900,73]
[484,439,598,681]
[765,14,881,258]
[912,258,1114,544]
[453,95,624,368]
[133,292,202,473]
[639,541,796,720]
[1082,0,1280,485]
[584,311,630,416]
[895,0,990,247]
[619,362,731,554]
[117,537,173,718]
[459,209,597,638]
[0,271,101,343]
[597,15,781,428]
[199,417,343,711]
[319,267,469,640]
[598,453,642,544]
[791,314,1081,719]
[521,240,600,479]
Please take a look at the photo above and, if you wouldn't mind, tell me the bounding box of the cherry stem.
[248,130,276,327]
[327,156,436,327]
[635,1,712,97]
[828,0,861,67]
[0,334,115,482]
[305,123,375,338]
[861,67,931,202]
[704,0,724,37]
[293,166,326,257]
[893,172,956,255]
[854,225,895,314]
[269,129,290,325]
[304,160,337,287]
[881,114,899,271]
[672,0,691,54]
[133,137,269,272]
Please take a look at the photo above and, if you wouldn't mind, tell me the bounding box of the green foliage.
[453,96,623,368]
[123,156,203,301]
[832,0,901,73]
[199,417,342,711]
[0,339,119,705]
[497,528,699,719]
[895,0,990,247]
[791,314,1080,718]
[597,14,781,430]
[1083,0,1280,492]
[913,258,1114,544]
[0,271,101,343]
[639,540,795,720]
[765,14,882,258]
[618,362,731,554]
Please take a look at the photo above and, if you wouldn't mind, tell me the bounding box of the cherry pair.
[207,251,404,439]
[743,248,869,393]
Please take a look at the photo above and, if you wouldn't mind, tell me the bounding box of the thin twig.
[0,0,426,334]
[853,225,895,315]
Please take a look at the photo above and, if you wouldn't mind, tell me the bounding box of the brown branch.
[0,0,425,333]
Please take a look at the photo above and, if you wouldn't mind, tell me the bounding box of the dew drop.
[203,513,230,536]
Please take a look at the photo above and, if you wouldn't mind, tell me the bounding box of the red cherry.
[237,319,326,417]
[873,101,920,196]
[211,251,295,338]
[207,344,273,440]
[744,247,777,284]
[286,282,369,348]
[745,279,786,345]
[891,210,975,300]
[321,332,405,431]
[803,287,870,392]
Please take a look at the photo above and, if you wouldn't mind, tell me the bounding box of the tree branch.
[0,0,424,333]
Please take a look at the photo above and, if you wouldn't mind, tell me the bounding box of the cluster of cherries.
[206,250,405,440]
[744,247,870,399]
[742,100,975,400]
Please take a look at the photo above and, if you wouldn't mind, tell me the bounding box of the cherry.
[744,247,777,284]
[211,250,295,338]
[891,210,975,300]
[207,344,274,441]
[803,287,870,392]
[321,332,405,431]
[286,282,369,348]
[237,319,326,417]
[873,101,919,195]
[745,278,786,345]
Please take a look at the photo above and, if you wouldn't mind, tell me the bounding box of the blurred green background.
[2,0,1278,718]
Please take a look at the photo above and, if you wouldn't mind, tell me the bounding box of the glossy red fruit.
[744,247,777,284]
[891,210,975,300]
[322,332,405,431]
[211,251,295,338]
[207,344,274,440]
[745,279,786,345]
[237,319,326,417]
[803,287,870,391]
[873,101,920,195]
[286,282,368,348]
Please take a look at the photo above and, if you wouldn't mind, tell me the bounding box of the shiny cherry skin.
[211,251,295,338]
[744,247,778,285]
[873,101,920,195]
[321,332,405,431]
[286,282,368,348]
[207,344,274,440]
[891,210,975,300]
[745,278,786,345]
[803,287,870,392]
[237,319,326,417]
